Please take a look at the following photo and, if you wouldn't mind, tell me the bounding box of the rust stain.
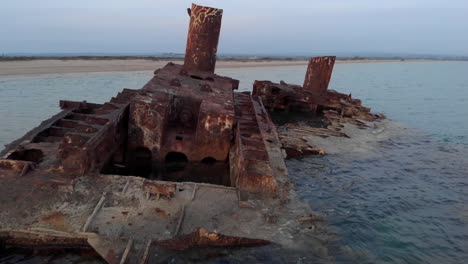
[105,249,120,264]
[154,208,169,218]
[156,228,270,251]
[38,212,72,232]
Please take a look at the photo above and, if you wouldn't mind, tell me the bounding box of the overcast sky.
[1,0,467,56]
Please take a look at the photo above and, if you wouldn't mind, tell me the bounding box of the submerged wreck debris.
[0,3,381,263]
[279,134,326,158]
[252,54,383,158]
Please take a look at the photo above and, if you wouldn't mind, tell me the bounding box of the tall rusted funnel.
[184,4,223,73]
[303,56,336,95]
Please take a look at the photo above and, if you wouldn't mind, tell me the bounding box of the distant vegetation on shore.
[1,55,467,62]
[0,56,170,62]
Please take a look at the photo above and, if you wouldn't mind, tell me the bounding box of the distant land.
[1,52,468,62]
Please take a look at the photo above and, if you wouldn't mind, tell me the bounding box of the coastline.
[0,58,462,76]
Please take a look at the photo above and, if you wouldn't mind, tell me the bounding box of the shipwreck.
[0,4,381,263]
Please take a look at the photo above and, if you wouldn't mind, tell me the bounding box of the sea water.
[0,61,467,263]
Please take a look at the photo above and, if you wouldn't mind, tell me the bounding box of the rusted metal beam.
[59,100,102,110]
[156,228,270,251]
[184,4,223,73]
[303,56,336,95]
[142,180,177,198]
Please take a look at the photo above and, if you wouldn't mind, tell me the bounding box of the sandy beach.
[0,58,442,76]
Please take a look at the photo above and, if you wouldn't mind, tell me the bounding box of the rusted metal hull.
[252,56,378,122]
[0,4,382,263]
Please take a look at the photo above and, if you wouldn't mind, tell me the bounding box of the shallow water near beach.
[1,61,468,263]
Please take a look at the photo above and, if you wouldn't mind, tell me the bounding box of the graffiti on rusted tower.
[184,4,223,73]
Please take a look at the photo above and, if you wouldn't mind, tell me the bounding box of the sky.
[1,0,467,56]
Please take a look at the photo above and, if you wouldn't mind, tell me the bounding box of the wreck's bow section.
[251,56,382,158]
[253,56,378,121]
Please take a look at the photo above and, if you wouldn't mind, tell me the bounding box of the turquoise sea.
[0,61,467,263]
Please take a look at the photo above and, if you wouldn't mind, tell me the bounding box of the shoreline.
[0,58,465,76]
